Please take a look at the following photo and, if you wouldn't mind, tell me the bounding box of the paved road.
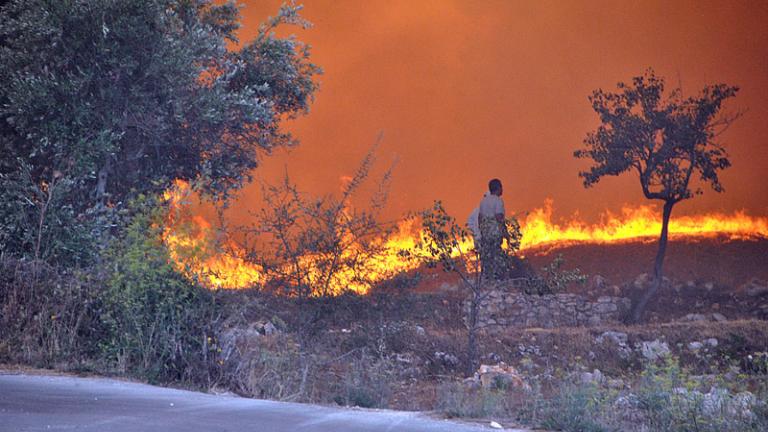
[0,374,526,432]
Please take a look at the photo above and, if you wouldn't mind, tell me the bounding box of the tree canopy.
[0,0,320,263]
[575,69,738,205]
[574,69,740,322]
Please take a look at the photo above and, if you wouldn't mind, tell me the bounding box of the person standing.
[478,178,509,280]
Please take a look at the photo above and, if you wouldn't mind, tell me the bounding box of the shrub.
[437,381,510,418]
[99,197,219,384]
[634,357,767,432]
[523,254,586,295]
[337,351,394,408]
[540,383,613,432]
[225,333,305,400]
[0,258,103,367]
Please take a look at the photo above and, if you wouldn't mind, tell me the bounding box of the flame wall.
[163,181,768,292]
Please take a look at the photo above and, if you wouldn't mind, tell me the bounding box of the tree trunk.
[631,200,675,323]
[465,290,479,377]
[96,158,111,207]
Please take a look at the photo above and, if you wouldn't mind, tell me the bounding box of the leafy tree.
[574,69,739,322]
[0,0,319,264]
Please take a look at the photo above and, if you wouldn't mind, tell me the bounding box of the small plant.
[523,254,586,295]
[226,333,305,401]
[540,383,612,432]
[437,381,509,418]
[634,357,766,432]
[743,352,768,375]
[336,350,394,408]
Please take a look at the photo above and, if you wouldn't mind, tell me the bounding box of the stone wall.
[472,288,631,330]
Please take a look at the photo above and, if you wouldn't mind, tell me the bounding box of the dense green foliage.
[0,196,221,385]
[0,0,319,264]
[0,0,319,387]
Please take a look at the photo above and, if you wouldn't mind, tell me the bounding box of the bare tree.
[407,201,522,376]
[574,69,740,322]
[243,139,395,297]
[238,139,396,398]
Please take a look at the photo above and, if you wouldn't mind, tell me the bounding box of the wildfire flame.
[162,182,768,293]
[518,198,768,248]
[162,180,262,288]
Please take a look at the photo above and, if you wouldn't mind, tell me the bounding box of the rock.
[395,353,414,364]
[688,341,704,351]
[590,275,608,290]
[686,280,696,288]
[638,339,671,361]
[262,321,278,335]
[711,313,727,322]
[743,278,768,297]
[683,313,708,322]
[475,363,530,390]
[587,315,602,326]
[607,378,625,389]
[705,338,719,347]
[595,302,618,313]
[580,369,604,385]
[439,282,459,292]
[414,325,426,336]
[634,273,650,289]
[435,351,459,368]
[614,394,640,410]
[597,331,631,359]
[597,331,628,345]
[672,387,753,419]
[489,421,503,429]
[704,282,715,292]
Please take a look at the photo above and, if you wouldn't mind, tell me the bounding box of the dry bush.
[219,332,307,400]
[0,258,102,368]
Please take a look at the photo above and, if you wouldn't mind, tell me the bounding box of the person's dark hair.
[488,178,502,193]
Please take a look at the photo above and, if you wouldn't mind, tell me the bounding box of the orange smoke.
[162,181,768,292]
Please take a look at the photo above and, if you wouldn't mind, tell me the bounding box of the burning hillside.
[162,181,768,292]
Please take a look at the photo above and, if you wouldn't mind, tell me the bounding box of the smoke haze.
[226,0,768,224]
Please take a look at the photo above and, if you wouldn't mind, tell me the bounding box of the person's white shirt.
[467,192,491,241]
[467,206,481,241]
[479,193,505,219]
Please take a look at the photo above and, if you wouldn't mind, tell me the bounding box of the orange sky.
[226,0,768,225]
